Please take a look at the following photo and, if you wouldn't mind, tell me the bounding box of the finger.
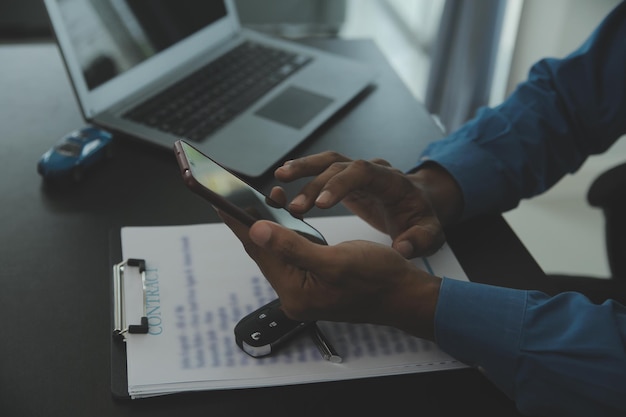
[249,221,328,271]
[290,160,392,213]
[274,151,351,182]
[267,186,304,219]
[392,223,446,259]
[370,157,392,167]
[267,186,287,208]
[287,161,351,213]
[314,159,389,209]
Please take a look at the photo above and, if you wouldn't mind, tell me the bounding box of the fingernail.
[280,160,293,170]
[290,194,306,208]
[315,190,332,206]
[394,240,413,258]
[250,222,272,247]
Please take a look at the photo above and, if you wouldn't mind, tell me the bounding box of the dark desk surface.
[0,38,546,417]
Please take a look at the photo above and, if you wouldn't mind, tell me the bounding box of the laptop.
[43,0,376,177]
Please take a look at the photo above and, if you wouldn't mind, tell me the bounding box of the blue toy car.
[37,126,113,182]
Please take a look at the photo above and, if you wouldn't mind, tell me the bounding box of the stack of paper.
[119,215,468,399]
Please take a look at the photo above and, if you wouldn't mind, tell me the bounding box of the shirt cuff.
[435,277,528,399]
[415,108,521,219]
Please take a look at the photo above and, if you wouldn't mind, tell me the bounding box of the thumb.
[249,220,323,269]
[392,223,445,258]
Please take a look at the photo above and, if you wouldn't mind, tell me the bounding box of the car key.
[234,298,313,357]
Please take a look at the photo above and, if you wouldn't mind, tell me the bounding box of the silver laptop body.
[44,0,376,177]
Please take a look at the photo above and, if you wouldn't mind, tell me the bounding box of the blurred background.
[1,0,623,279]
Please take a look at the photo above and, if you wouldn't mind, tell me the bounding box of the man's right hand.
[270,152,463,259]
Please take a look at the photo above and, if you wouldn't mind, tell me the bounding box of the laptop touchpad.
[255,86,334,129]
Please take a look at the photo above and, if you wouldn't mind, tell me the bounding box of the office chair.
[548,162,626,304]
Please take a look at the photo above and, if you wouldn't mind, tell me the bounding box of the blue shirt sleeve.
[417,1,626,220]
[422,3,626,415]
[435,278,626,417]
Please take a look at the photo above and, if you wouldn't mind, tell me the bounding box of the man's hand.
[221,214,442,341]
[271,152,463,258]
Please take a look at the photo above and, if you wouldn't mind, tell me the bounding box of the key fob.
[234,298,312,357]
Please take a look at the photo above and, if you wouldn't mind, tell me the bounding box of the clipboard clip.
[112,258,149,340]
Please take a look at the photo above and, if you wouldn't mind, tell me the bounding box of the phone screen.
[176,140,327,245]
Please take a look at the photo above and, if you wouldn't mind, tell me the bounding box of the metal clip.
[112,258,149,340]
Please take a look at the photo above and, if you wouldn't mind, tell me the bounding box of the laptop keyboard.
[123,41,312,142]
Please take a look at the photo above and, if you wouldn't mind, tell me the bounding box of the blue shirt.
[420,2,626,416]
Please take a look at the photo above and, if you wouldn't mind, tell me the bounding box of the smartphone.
[173,139,327,245]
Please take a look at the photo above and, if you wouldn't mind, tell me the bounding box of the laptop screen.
[55,0,227,90]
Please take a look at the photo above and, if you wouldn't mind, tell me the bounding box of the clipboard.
[107,220,468,400]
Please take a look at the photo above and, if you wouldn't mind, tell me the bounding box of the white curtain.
[425,0,507,133]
